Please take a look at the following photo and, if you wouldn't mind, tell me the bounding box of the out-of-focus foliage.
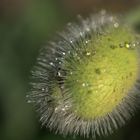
[0,0,140,140]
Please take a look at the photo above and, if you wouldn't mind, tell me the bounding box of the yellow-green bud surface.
[65,26,139,119]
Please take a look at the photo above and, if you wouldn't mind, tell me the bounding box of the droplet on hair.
[125,42,131,49]
[62,52,66,55]
[114,22,119,28]
[49,62,54,66]
[86,52,91,56]
[82,83,86,87]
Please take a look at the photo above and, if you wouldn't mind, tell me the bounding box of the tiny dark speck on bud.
[110,45,117,49]
[95,68,101,74]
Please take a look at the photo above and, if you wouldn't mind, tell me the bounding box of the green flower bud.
[28,12,140,138]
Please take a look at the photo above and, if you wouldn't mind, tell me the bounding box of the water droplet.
[77,56,81,60]
[55,107,58,113]
[62,108,66,111]
[82,83,86,87]
[42,59,47,62]
[74,53,78,57]
[27,100,32,103]
[70,72,73,75]
[59,61,62,65]
[65,105,70,109]
[81,82,89,87]
[57,71,61,77]
[86,52,91,56]
[114,22,119,28]
[41,88,45,91]
[65,105,68,108]
[60,85,64,89]
[62,52,66,55]
[85,40,89,44]
[95,90,98,93]
[50,62,54,66]
[86,28,90,32]
[132,43,136,47]
[80,32,83,36]
[125,42,131,49]
[70,40,73,43]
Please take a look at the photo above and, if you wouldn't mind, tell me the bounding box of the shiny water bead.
[125,42,131,49]
[57,71,61,77]
[62,52,66,55]
[86,52,91,56]
[114,22,119,28]
[49,62,54,66]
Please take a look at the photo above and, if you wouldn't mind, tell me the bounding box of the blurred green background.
[0,0,140,140]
